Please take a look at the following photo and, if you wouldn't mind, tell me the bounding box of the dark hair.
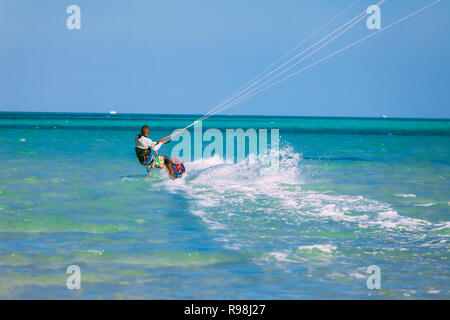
[140,125,149,135]
[138,125,150,138]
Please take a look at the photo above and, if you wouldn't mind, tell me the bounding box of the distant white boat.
[109,110,117,115]
[381,115,387,118]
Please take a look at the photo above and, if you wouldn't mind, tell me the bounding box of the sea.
[0,112,448,299]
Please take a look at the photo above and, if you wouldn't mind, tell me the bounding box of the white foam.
[350,272,366,279]
[162,147,445,253]
[427,289,441,294]
[297,244,337,253]
[394,194,416,198]
[222,243,241,250]
[190,209,225,230]
[86,249,104,255]
[264,251,298,263]
[413,203,436,207]
[431,222,450,231]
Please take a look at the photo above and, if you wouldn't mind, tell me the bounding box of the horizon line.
[0,110,449,121]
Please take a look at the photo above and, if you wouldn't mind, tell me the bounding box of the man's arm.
[152,139,171,152]
[153,142,164,152]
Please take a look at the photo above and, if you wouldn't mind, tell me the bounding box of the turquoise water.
[0,112,449,299]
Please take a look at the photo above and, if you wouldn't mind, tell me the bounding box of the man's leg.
[159,156,175,177]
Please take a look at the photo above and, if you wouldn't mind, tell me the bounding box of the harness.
[142,154,154,173]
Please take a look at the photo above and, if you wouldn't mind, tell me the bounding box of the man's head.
[141,125,150,137]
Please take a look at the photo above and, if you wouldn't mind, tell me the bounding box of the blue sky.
[0,0,449,117]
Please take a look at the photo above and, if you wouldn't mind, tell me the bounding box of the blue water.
[0,112,449,299]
